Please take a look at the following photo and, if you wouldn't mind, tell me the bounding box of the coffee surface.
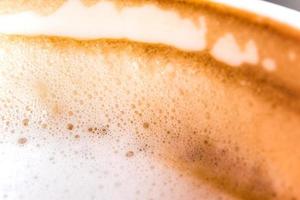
[0,0,299,94]
[0,1,300,200]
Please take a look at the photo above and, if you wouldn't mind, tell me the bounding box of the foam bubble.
[17,137,28,145]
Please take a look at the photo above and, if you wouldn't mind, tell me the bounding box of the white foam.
[210,33,259,67]
[262,58,277,71]
[1,0,294,71]
[0,0,207,51]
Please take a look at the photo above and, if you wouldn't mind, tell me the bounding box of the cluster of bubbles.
[0,37,296,200]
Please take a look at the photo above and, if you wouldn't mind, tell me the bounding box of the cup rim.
[211,0,300,30]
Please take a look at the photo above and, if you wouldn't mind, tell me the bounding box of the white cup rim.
[212,0,300,30]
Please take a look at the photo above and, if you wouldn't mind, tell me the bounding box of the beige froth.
[0,36,300,200]
[0,0,300,95]
[0,0,300,200]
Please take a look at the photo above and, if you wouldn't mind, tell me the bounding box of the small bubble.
[68,111,74,116]
[126,151,134,158]
[74,135,80,139]
[18,137,28,145]
[22,118,29,126]
[143,122,149,129]
[67,123,74,131]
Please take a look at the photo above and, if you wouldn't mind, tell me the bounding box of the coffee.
[0,1,299,200]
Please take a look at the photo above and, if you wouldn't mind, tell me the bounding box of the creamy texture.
[3,0,296,71]
[0,0,298,73]
[1,1,300,199]
[0,37,243,200]
[211,33,258,67]
[0,0,207,51]
[0,0,264,69]
[1,35,300,200]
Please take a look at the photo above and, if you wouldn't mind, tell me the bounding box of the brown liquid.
[0,1,300,200]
